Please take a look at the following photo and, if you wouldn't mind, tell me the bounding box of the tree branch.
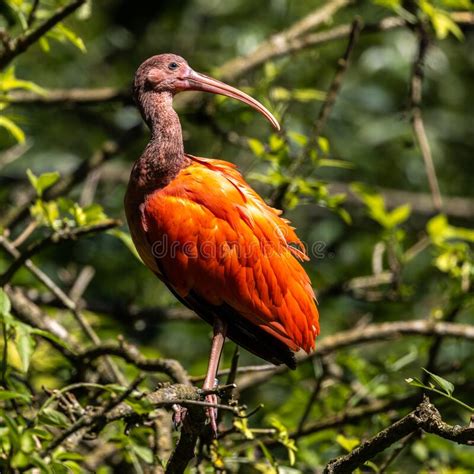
[4,11,474,106]
[216,0,353,81]
[0,236,126,385]
[6,87,130,105]
[237,320,474,391]
[0,220,119,286]
[78,338,190,385]
[409,24,443,211]
[327,181,474,219]
[271,17,362,208]
[324,397,474,473]
[1,124,142,230]
[0,0,86,69]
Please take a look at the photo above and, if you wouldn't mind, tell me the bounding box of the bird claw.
[172,403,188,429]
[171,393,219,436]
[205,393,219,436]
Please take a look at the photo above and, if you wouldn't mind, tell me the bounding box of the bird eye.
[168,62,179,70]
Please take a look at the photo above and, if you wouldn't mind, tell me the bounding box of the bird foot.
[171,393,219,436]
[171,403,188,430]
[205,392,219,436]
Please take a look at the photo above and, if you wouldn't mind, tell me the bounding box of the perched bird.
[125,54,319,431]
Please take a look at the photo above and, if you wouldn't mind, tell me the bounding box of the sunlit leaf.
[26,169,60,198]
[16,323,35,372]
[108,229,143,262]
[0,390,31,402]
[132,444,154,463]
[336,434,360,452]
[0,116,25,143]
[0,288,11,316]
[248,138,266,157]
[39,408,70,427]
[422,368,455,396]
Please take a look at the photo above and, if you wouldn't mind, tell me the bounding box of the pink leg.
[202,318,227,435]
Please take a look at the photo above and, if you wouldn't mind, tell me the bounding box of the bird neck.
[132,91,187,191]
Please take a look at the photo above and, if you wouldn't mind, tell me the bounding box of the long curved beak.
[187,70,280,131]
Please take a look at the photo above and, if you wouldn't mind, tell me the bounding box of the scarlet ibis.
[125,54,319,431]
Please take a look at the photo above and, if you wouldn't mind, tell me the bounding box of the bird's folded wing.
[142,156,319,353]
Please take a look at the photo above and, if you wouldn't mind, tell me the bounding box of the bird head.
[133,53,280,131]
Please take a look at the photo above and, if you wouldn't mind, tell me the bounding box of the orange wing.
[139,155,319,363]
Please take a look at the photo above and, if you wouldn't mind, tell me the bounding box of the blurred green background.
[1,0,473,471]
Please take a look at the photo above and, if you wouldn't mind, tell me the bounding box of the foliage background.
[0,0,473,472]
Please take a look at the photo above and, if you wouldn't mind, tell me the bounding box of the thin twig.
[0,236,126,384]
[327,181,474,219]
[4,12,474,105]
[296,358,326,437]
[26,0,41,27]
[379,431,420,473]
[0,0,86,69]
[237,320,474,391]
[0,220,119,286]
[271,18,362,208]
[78,338,190,385]
[216,0,353,81]
[1,125,142,231]
[5,87,129,105]
[42,376,144,456]
[68,265,95,303]
[409,24,442,211]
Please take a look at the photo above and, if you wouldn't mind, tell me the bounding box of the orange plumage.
[126,54,319,395]
[126,154,319,366]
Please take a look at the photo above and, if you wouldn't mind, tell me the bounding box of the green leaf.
[317,136,330,154]
[292,88,326,102]
[386,204,411,227]
[233,417,254,440]
[336,434,360,452]
[248,138,266,157]
[0,390,31,402]
[318,158,353,169]
[30,454,53,473]
[269,134,285,152]
[26,169,60,198]
[0,66,46,95]
[287,131,308,147]
[11,451,30,469]
[16,323,36,372]
[54,452,84,461]
[48,23,86,53]
[30,199,60,228]
[124,395,154,415]
[29,328,72,352]
[36,172,60,197]
[39,37,51,53]
[431,11,463,40]
[270,86,291,101]
[0,116,25,143]
[108,229,143,262]
[61,461,83,474]
[427,214,474,245]
[352,183,409,229]
[20,430,35,453]
[0,288,11,316]
[39,408,70,427]
[82,203,107,225]
[132,444,154,463]
[422,368,455,396]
